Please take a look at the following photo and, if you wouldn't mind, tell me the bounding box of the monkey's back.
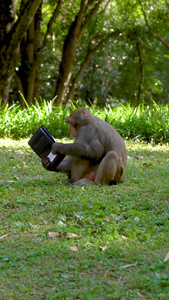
[94,118,127,167]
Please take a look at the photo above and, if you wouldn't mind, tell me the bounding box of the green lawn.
[0,138,169,299]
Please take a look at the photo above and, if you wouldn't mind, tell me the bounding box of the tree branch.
[40,0,63,52]
[137,0,149,28]
[99,0,112,15]
[137,0,169,50]
[9,0,42,50]
[78,0,103,40]
[136,41,144,103]
[152,33,169,50]
[66,31,119,102]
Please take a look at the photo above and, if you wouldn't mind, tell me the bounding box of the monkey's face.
[66,108,92,137]
[66,110,80,137]
[69,123,77,137]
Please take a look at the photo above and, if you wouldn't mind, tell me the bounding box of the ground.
[0,138,169,299]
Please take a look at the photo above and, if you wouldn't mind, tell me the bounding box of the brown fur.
[47,108,127,185]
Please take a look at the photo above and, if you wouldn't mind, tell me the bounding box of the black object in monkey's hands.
[28,126,65,169]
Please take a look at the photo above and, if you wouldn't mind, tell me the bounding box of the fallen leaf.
[4,189,24,207]
[91,230,97,235]
[12,150,24,154]
[121,235,128,239]
[0,233,9,239]
[164,252,169,262]
[66,233,80,238]
[69,246,79,252]
[137,291,149,298]
[47,232,60,238]
[21,161,28,168]
[143,163,152,167]
[57,220,66,227]
[33,175,42,179]
[99,246,107,251]
[119,262,138,269]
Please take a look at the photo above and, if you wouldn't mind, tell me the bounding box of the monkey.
[42,107,127,186]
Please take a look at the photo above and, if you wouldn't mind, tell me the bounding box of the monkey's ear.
[81,108,89,118]
[66,116,72,124]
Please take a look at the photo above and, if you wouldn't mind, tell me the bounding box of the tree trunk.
[0,0,18,106]
[0,0,42,107]
[66,33,115,102]
[15,0,62,106]
[54,0,103,105]
[66,52,94,103]
[54,0,88,104]
[136,41,144,104]
[13,73,25,108]
[15,1,42,106]
[25,18,36,106]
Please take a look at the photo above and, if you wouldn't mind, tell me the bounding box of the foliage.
[1,0,169,106]
[0,139,169,299]
[0,100,70,139]
[79,0,169,106]
[0,101,168,143]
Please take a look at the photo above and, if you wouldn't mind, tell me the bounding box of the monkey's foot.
[72,178,92,186]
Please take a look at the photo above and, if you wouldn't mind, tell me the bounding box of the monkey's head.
[66,108,93,131]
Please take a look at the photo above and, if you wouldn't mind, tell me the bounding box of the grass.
[0,138,169,299]
[0,100,169,143]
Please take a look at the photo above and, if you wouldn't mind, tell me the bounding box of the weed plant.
[0,100,168,143]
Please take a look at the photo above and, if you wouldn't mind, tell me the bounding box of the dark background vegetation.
[1,0,169,108]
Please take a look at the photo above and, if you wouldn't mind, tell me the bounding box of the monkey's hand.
[52,142,65,155]
[42,157,56,171]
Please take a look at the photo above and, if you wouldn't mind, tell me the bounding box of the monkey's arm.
[52,142,90,157]
[42,157,73,173]
[52,126,104,161]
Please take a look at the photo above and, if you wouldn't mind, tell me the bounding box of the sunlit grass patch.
[0,138,169,299]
